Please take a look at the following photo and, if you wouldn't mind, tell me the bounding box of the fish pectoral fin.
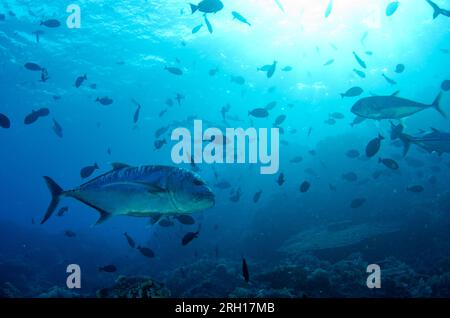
[95,209,112,226]
[148,213,163,225]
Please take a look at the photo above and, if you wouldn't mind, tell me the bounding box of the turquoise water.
[1,0,450,298]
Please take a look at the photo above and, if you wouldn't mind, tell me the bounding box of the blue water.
[1,0,450,298]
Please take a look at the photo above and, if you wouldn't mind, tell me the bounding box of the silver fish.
[40,164,215,225]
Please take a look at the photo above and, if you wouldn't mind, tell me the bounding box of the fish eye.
[193,179,204,186]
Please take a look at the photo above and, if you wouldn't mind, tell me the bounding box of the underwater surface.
[1,0,450,298]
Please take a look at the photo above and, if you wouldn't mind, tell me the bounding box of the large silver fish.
[351,93,445,120]
[391,122,450,156]
[41,163,215,225]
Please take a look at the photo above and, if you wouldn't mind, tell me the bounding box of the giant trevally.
[391,123,450,156]
[351,93,445,120]
[40,164,215,225]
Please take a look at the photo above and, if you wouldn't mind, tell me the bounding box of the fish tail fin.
[399,134,412,156]
[426,0,441,19]
[190,3,198,14]
[431,92,446,118]
[93,209,112,226]
[389,121,404,140]
[41,176,64,224]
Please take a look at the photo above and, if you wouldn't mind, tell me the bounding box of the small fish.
[299,181,311,193]
[132,99,141,124]
[40,68,49,82]
[330,112,345,119]
[232,11,251,26]
[99,265,117,273]
[290,156,303,163]
[229,188,242,202]
[52,118,63,138]
[248,108,269,118]
[24,108,49,125]
[346,149,360,158]
[123,232,136,248]
[96,97,113,106]
[155,126,169,138]
[182,230,199,246]
[274,0,285,13]
[324,118,336,125]
[342,172,358,182]
[353,51,367,69]
[242,258,249,283]
[353,69,366,78]
[382,73,397,85]
[204,14,213,34]
[75,74,87,88]
[273,114,286,126]
[264,101,277,111]
[165,66,183,75]
[366,134,384,157]
[323,59,335,66]
[209,68,219,76]
[282,66,293,72]
[154,138,167,150]
[89,83,97,89]
[175,93,185,105]
[324,0,334,18]
[253,190,262,203]
[53,95,61,101]
[350,198,366,209]
[40,19,61,28]
[0,113,11,129]
[159,109,168,117]
[407,185,424,193]
[386,1,399,17]
[137,246,155,258]
[80,163,99,179]
[64,230,76,237]
[395,64,405,73]
[56,206,69,217]
[174,215,196,225]
[24,62,42,71]
[379,158,399,170]
[230,75,245,85]
[192,24,203,34]
[360,31,369,45]
[277,173,285,186]
[258,61,277,78]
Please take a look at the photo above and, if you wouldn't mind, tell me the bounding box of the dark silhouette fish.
[426,0,450,19]
[80,163,99,179]
[248,108,269,118]
[137,246,155,258]
[0,113,11,128]
[253,190,262,203]
[230,75,245,85]
[96,97,113,106]
[32,30,44,43]
[165,66,183,75]
[158,218,175,227]
[56,206,68,217]
[379,158,399,170]
[258,61,277,78]
[24,108,49,125]
[395,64,405,73]
[299,181,311,193]
[352,51,366,69]
[132,99,141,124]
[407,185,424,193]
[325,0,333,18]
[382,73,397,85]
[341,86,363,98]
[52,118,63,138]
[386,1,399,16]
[99,265,117,273]
[242,258,249,283]
[232,11,251,26]
[41,164,215,225]
[277,173,285,186]
[40,19,61,28]
[351,198,366,209]
[24,62,42,71]
[64,230,76,237]
[182,230,199,246]
[365,134,384,157]
[75,74,87,88]
[190,0,224,14]
[204,14,213,33]
[123,232,136,248]
[352,93,445,120]
[192,24,203,34]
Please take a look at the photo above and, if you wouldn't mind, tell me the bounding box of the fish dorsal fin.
[95,210,112,226]
[430,127,440,133]
[111,162,130,170]
[391,90,400,97]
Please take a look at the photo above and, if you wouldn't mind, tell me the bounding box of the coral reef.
[96,276,170,298]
